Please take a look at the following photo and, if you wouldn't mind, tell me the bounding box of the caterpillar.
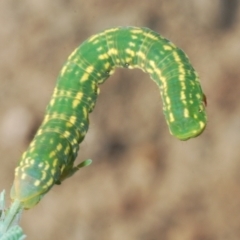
[10,26,207,209]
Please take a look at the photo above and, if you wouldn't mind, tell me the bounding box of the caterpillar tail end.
[10,179,45,210]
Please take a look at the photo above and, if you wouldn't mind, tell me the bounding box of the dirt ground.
[0,0,240,239]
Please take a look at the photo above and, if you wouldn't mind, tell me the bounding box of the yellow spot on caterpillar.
[60,165,65,174]
[40,171,47,181]
[108,69,114,75]
[53,158,58,167]
[50,99,55,106]
[173,51,181,62]
[97,46,103,51]
[106,39,114,45]
[125,48,135,57]
[72,138,78,145]
[114,58,121,64]
[64,131,71,138]
[43,163,50,171]
[92,39,99,45]
[169,42,177,49]
[154,68,163,79]
[34,180,41,187]
[104,62,110,69]
[68,48,78,60]
[14,167,19,176]
[22,152,27,159]
[196,93,201,99]
[75,91,83,100]
[104,28,118,34]
[49,151,56,158]
[83,107,88,119]
[199,121,205,129]
[184,108,189,118]
[129,42,136,47]
[180,82,186,90]
[72,96,81,108]
[64,146,70,155]
[88,33,101,42]
[146,68,153,74]
[29,147,34,153]
[165,96,171,104]
[60,65,68,76]
[136,51,146,60]
[182,100,187,105]
[169,113,175,122]
[125,57,133,64]
[51,169,56,176]
[69,115,77,125]
[30,159,34,165]
[108,48,118,55]
[161,76,167,89]
[163,45,173,51]
[131,29,143,34]
[80,73,89,82]
[21,173,26,180]
[42,115,50,124]
[180,91,186,100]
[179,75,185,81]
[42,184,48,190]
[57,144,62,151]
[98,53,109,60]
[149,60,155,67]
[97,87,100,94]
[179,66,185,74]
[142,32,159,41]
[45,178,54,187]
[58,90,64,96]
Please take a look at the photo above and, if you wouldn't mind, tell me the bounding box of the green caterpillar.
[10,26,207,209]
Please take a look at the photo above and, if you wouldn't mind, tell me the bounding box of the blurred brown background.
[0,0,240,239]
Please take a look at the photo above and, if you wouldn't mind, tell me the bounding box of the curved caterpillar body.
[11,27,207,209]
